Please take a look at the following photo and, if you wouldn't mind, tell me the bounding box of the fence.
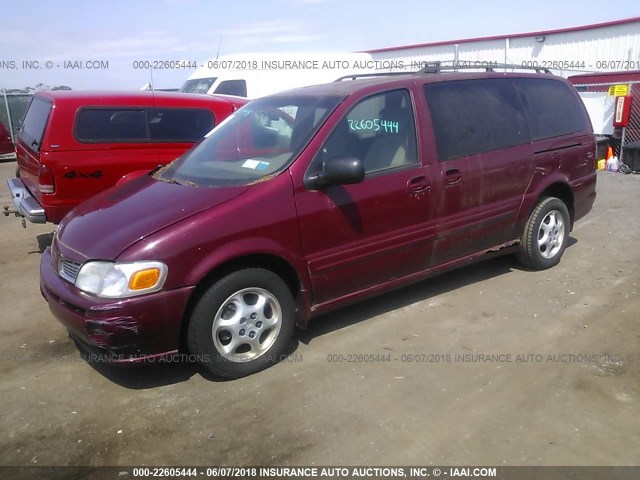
[573,81,640,165]
[0,90,33,146]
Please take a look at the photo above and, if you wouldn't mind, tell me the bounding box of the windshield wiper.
[157,176,197,187]
[148,164,165,176]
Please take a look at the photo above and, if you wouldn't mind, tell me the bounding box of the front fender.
[184,237,313,327]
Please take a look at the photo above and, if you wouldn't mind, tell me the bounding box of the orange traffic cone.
[606,146,613,160]
[602,146,614,170]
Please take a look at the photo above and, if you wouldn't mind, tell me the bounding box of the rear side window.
[75,108,215,142]
[148,108,214,141]
[75,109,147,141]
[214,80,247,97]
[20,96,52,151]
[424,79,529,161]
[512,78,586,141]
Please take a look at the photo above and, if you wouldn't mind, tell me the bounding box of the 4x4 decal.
[63,170,104,179]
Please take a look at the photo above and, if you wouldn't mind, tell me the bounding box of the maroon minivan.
[41,70,597,378]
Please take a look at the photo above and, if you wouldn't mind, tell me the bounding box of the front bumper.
[6,178,46,224]
[40,247,196,363]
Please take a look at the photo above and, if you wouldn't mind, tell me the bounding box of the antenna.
[216,36,223,59]
[149,67,155,92]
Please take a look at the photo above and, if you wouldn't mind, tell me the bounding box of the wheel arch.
[517,177,575,235]
[539,182,575,227]
[179,252,310,353]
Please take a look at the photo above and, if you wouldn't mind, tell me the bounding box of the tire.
[187,268,295,379]
[517,197,570,270]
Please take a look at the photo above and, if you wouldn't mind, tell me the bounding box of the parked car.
[0,121,15,159]
[6,90,247,224]
[41,70,596,378]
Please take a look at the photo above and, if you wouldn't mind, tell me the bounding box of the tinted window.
[424,79,529,161]
[315,89,418,174]
[148,108,215,141]
[20,96,52,150]
[180,77,217,94]
[214,80,247,97]
[75,109,147,142]
[512,78,586,141]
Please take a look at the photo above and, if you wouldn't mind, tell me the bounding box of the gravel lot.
[0,161,639,471]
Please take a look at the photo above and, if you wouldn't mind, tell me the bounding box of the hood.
[57,175,247,260]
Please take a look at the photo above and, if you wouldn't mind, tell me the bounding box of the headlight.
[75,261,168,298]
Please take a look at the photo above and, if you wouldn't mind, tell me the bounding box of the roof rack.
[420,61,552,74]
[334,71,415,82]
[333,60,552,82]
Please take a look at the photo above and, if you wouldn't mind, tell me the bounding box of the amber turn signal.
[129,268,161,291]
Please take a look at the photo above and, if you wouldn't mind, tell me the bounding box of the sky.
[1,0,639,91]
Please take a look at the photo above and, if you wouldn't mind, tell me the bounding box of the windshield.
[179,77,217,94]
[155,94,344,187]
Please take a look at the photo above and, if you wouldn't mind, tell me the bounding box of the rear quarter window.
[424,78,529,161]
[75,109,147,142]
[19,96,52,151]
[511,78,587,141]
[75,107,215,143]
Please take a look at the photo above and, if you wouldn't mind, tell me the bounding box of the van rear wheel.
[187,268,295,379]
[517,197,570,270]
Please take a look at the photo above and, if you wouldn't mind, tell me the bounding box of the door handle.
[444,168,462,185]
[408,176,430,194]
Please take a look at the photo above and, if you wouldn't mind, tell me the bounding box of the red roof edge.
[362,16,640,54]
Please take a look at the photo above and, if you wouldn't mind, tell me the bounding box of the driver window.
[318,89,418,174]
[253,109,293,148]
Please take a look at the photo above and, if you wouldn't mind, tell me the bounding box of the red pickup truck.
[6,90,246,224]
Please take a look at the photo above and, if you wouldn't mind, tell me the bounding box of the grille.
[59,258,82,283]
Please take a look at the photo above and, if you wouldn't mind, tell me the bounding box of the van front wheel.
[187,269,295,379]
[517,197,570,270]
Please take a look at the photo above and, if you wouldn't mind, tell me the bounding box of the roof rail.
[333,71,414,82]
[419,61,553,74]
[333,60,553,82]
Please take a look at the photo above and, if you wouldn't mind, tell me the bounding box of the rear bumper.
[6,178,46,224]
[40,247,195,363]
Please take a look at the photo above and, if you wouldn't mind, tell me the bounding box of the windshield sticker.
[242,159,260,169]
[348,119,399,133]
[256,161,270,170]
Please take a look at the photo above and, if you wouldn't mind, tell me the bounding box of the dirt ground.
[0,160,639,470]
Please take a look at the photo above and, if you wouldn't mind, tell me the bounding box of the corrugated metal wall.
[370,20,640,77]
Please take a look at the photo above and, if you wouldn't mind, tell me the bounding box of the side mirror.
[308,157,365,189]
